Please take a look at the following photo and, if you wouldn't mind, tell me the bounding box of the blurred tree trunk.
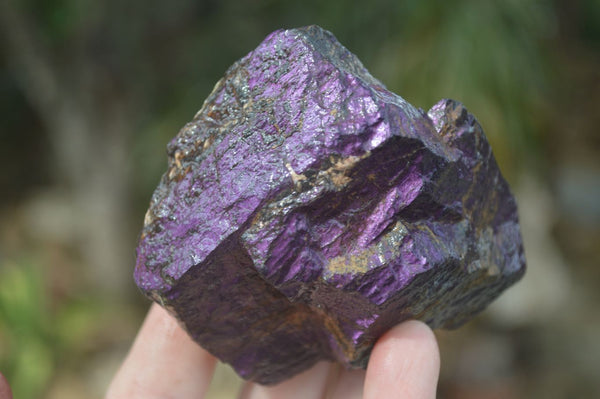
[1,1,135,298]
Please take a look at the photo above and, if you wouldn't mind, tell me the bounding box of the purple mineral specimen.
[135,25,525,384]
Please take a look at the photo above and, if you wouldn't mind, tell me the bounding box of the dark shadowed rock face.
[135,25,525,384]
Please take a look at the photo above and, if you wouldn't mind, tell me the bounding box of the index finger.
[106,303,217,399]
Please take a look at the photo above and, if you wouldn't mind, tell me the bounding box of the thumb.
[364,321,440,399]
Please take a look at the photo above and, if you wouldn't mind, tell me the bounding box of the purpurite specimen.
[135,25,525,384]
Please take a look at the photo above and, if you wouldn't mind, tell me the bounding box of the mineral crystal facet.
[135,25,525,384]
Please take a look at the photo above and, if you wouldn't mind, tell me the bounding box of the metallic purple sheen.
[135,25,525,384]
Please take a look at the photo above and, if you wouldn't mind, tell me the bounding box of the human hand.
[106,304,439,399]
[0,373,12,399]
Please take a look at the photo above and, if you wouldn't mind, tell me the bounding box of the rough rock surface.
[135,25,526,384]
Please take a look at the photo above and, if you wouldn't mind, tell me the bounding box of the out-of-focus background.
[1,0,599,397]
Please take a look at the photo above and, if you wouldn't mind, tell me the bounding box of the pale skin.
[106,304,439,399]
[0,303,440,399]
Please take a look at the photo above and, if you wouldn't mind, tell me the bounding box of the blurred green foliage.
[0,260,53,399]
[0,255,132,399]
[2,0,559,203]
